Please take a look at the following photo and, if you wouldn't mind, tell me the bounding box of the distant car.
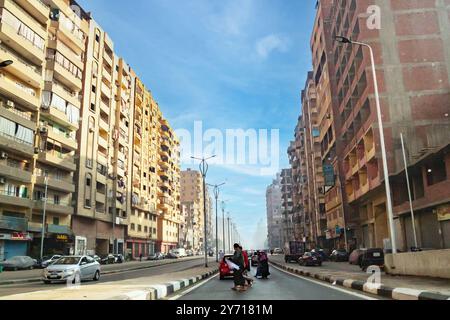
[113,254,124,263]
[0,256,36,271]
[349,249,366,265]
[90,255,102,264]
[359,248,384,271]
[40,255,63,268]
[148,252,165,260]
[298,252,322,267]
[100,254,116,265]
[186,250,194,257]
[42,256,101,284]
[330,249,349,262]
[219,254,235,280]
[273,248,283,254]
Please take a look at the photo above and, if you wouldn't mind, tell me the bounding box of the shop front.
[126,238,155,260]
[0,232,32,260]
[29,225,74,257]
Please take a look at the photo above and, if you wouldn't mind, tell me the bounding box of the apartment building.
[156,117,181,253]
[279,168,294,245]
[328,0,450,250]
[266,173,283,249]
[180,169,204,251]
[127,77,159,258]
[0,0,90,259]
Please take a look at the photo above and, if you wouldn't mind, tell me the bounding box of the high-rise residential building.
[266,173,283,249]
[156,117,181,253]
[180,169,204,251]
[0,0,91,260]
[328,0,450,250]
[280,168,294,245]
[127,77,159,258]
[0,0,181,260]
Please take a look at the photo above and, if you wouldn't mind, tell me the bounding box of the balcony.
[35,175,75,193]
[96,192,106,204]
[47,129,78,151]
[0,131,34,157]
[0,9,45,64]
[48,39,83,70]
[0,160,32,183]
[0,44,42,88]
[34,199,74,216]
[0,73,39,110]
[101,82,111,99]
[41,105,79,131]
[38,151,76,172]
[51,20,85,55]
[102,67,112,82]
[14,0,50,24]
[47,60,82,92]
[44,81,80,108]
[27,221,42,233]
[100,100,109,114]
[366,145,376,161]
[103,51,113,67]
[47,224,73,235]
[0,103,36,131]
[0,215,27,231]
[98,135,108,149]
[0,190,32,208]
[97,152,107,166]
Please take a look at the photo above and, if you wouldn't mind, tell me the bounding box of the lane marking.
[271,264,378,300]
[169,274,219,300]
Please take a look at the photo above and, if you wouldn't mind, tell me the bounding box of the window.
[53,217,60,225]
[131,223,135,231]
[53,195,60,205]
[85,173,92,208]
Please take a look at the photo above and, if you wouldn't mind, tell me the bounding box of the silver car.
[42,256,101,284]
[0,256,35,271]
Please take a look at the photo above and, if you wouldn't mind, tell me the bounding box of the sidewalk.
[0,256,202,285]
[269,255,450,300]
[0,265,218,300]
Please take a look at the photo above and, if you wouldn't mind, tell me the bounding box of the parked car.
[113,254,124,263]
[219,254,235,280]
[349,249,366,265]
[329,249,349,262]
[359,248,384,271]
[298,252,322,267]
[0,256,36,271]
[186,250,194,257]
[311,249,328,261]
[166,252,179,259]
[90,255,102,264]
[148,252,165,260]
[100,254,116,265]
[42,256,101,284]
[40,255,63,268]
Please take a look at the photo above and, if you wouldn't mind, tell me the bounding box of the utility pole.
[207,183,225,262]
[40,176,49,260]
[227,213,231,253]
[221,201,226,253]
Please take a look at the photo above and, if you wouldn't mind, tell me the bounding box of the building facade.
[266,173,283,249]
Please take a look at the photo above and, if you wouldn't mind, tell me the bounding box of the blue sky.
[78,0,316,249]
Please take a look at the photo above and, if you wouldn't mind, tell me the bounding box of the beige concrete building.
[180,169,205,251]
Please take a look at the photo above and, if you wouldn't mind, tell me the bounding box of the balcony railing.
[0,130,33,146]
[1,102,34,121]
[0,189,29,199]
[0,215,27,231]
[0,43,41,75]
[0,73,36,97]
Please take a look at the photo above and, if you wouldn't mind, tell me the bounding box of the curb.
[109,269,218,300]
[270,261,450,301]
[0,257,202,286]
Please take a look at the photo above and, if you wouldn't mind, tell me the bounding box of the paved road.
[0,258,211,297]
[174,265,378,300]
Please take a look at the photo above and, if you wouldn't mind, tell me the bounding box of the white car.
[40,255,62,268]
[42,256,101,284]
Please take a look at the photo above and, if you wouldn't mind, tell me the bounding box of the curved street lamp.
[0,60,13,68]
[335,35,397,254]
[207,182,225,262]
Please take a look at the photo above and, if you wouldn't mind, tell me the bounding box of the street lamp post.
[335,36,397,254]
[40,176,49,260]
[227,213,231,253]
[207,183,225,262]
[221,201,226,253]
[191,155,216,267]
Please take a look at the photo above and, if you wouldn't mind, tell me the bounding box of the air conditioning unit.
[0,151,7,159]
[0,177,5,184]
[6,100,14,109]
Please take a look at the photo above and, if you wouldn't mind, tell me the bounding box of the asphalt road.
[0,258,208,297]
[173,265,378,300]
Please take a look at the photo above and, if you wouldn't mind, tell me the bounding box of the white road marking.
[169,274,219,300]
[271,265,378,300]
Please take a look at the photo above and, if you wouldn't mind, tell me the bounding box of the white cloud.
[256,34,290,59]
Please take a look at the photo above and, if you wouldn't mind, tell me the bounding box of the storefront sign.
[56,234,69,242]
[437,204,450,221]
[0,232,32,241]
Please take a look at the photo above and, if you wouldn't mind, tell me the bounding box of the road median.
[0,257,202,286]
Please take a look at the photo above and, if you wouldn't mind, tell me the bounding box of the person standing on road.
[256,251,270,279]
[230,243,246,292]
[240,245,253,288]
[139,253,143,262]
